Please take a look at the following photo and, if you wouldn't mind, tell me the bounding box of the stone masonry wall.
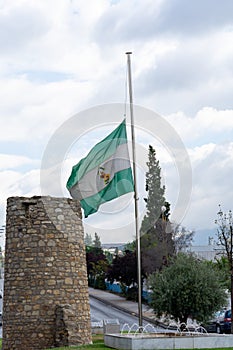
[3,196,92,350]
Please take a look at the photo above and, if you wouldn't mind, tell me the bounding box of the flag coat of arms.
[66,119,134,217]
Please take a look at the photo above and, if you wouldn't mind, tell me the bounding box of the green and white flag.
[66,119,134,217]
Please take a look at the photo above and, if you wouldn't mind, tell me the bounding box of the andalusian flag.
[66,119,134,217]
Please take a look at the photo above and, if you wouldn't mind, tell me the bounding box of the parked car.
[203,309,231,334]
[220,309,231,334]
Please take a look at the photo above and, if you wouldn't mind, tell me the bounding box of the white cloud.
[0,77,94,143]
[195,108,233,133]
[166,108,233,144]
[182,141,233,229]
[189,143,216,164]
[0,170,22,199]
[0,168,40,199]
[0,1,50,53]
[0,154,39,170]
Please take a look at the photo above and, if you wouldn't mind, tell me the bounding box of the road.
[89,296,157,331]
[0,297,151,340]
[0,284,156,338]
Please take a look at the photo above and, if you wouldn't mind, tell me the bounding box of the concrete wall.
[3,196,92,350]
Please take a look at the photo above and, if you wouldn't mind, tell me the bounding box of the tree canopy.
[149,253,228,324]
[140,145,167,234]
[215,204,233,333]
[86,245,108,289]
[215,205,232,269]
[107,250,138,288]
[214,255,231,291]
[141,216,175,275]
[140,145,174,274]
[172,224,195,253]
[84,232,93,247]
[93,232,101,248]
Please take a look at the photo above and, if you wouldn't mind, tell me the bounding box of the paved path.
[89,287,161,326]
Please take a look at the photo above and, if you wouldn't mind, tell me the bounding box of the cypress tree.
[141,145,167,234]
[140,145,174,275]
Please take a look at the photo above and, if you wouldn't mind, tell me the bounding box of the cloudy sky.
[1,0,233,245]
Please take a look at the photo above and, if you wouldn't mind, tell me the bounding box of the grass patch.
[0,335,233,349]
[44,334,108,349]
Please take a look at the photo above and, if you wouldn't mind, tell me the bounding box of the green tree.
[140,145,174,274]
[124,240,136,252]
[107,250,137,287]
[215,204,233,333]
[84,233,93,247]
[214,256,231,290]
[107,250,143,300]
[93,232,101,248]
[141,214,175,275]
[86,246,108,289]
[215,205,233,267]
[140,145,167,234]
[149,253,228,325]
[103,249,114,264]
[172,224,195,253]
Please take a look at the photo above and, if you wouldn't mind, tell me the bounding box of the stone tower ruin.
[3,196,92,350]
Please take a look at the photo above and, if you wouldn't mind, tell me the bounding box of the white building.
[185,244,224,261]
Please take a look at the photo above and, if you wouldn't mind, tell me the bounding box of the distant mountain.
[193,228,217,245]
[102,243,125,250]
[101,230,218,247]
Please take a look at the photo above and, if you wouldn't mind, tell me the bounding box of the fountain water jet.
[105,322,233,349]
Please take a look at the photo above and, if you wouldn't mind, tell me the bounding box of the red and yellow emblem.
[98,167,110,185]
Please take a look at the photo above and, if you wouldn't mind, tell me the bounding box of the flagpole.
[126,52,143,329]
